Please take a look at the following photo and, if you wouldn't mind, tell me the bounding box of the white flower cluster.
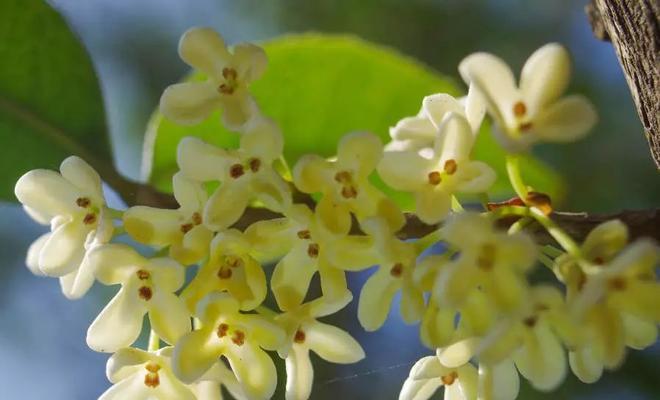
[14,27,658,400]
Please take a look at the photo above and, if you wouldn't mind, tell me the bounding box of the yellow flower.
[172,292,285,400]
[124,172,213,265]
[387,85,485,155]
[245,204,373,310]
[379,113,496,224]
[459,43,597,150]
[294,131,404,234]
[434,212,536,313]
[100,347,196,400]
[275,293,365,400]
[181,229,266,312]
[399,354,478,400]
[160,27,267,129]
[340,217,425,331]
[177,119,291,230]
[86,244,191,353]
[15,156,114,299]
[555,220,659,383]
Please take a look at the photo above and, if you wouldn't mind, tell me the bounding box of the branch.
[586,0,660,168]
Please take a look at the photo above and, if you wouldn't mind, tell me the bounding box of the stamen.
[297,230,311,240]
[248,158,261,173]
[144,363,160,388]
[307,243,320,258]
[225,256,244,269]
[334,171,352,183]
[513,101,527,117]
[294,329,306,344]
[191,212,202,225]
[523,316,538,327]
[341,186,358,199]
[222,67,237,81]
[389,262,404,277]
[229,164,245,178]
[83,213,97,225]
[232,330,246,346]
[608,277,626,291]
[136,270,151,280]
[217,323,229,338]
[427,171,442,185]
[217,267,233,279]
[443,159,457,175]
[138,286,153,301]
[441,371,458,385]
[180,223,194,233]
[76,197,91,208]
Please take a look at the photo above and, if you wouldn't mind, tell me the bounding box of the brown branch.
[586,0,660,168]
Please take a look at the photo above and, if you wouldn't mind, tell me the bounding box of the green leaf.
[144,33,564,207]
[0,0,111,202]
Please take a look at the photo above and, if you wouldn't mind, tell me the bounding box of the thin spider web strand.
[318,360,416,386]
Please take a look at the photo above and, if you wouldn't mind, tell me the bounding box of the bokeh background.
[1,0,658,399]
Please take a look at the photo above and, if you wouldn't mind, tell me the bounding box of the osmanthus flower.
[177,118,291,230]
[123,172,213,265]
[244,204,374,310]
[378,113,496,224]
[448,286,577,392]
[399,353,478,400]
[15,156,114,299]
[275,292,365,400]
[172,292,285,400]
[554,220,659,383]
[458,43,597,150]
[337,217,425,331]
[387,85,485,154]
[160,26,267,129]
[293,131,404,234]
[433,212,537,313]
[86,244,191,353]
[100,347,245,400]
[181,229,266,312]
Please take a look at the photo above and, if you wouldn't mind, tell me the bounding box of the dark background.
[0,0,658,399]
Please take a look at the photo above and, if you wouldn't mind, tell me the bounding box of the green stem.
[415,229,443,252]
[505,154,528,201]
[478,193,491,211]
[541,244,565,258]
[538,253,555,270]
[507,216,532,234]
[106,208,124,220]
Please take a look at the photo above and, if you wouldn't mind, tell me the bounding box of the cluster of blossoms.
[15,27,659,400]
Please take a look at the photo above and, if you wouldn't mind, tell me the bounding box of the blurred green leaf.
[145,33,563,208]
[0,0,111,202]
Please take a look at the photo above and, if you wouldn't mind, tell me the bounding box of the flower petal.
[123,206,182,246]
[232,42,268,83]
[285,345,314,400]
[377,151,430,192]
[87,285,146,352]
[390,115,436,142]
[306,321,364,363]
[173,171,207,215]
[520,43,570,114]
[293,154,332,194]
[204,182,250,230]
[490,359,520,400]
[399,377,442,400]
[173,327,225,384]
[39,220,88,275]
[177,137,230,182]
[357,268,399,331]
[15,169,79,218]
[513,322,566,391]
[534,95,597,142]
[435,113,474,164]
[454,161,496,194]
[622,313,657,350]
[225,342,277,400]
[26,233,49,276]
[149,291,192,345]
[568,346,603,384]
[272,246,317,311]
[458,52,518,129]
[178,27,230,77]
[59,156,103,200]
[62,251,97,299]
[337,131,383,179]
[160,82,221,125]
[422,94,465,131]
[89,244,145,285]
[240,119,284,162]
[409,355,447,380]
[415,188,451,225]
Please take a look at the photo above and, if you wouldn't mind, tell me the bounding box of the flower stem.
[451,196,465,212]
[505,154,528,202]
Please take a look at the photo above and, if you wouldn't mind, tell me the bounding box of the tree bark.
[586,0,660,168]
